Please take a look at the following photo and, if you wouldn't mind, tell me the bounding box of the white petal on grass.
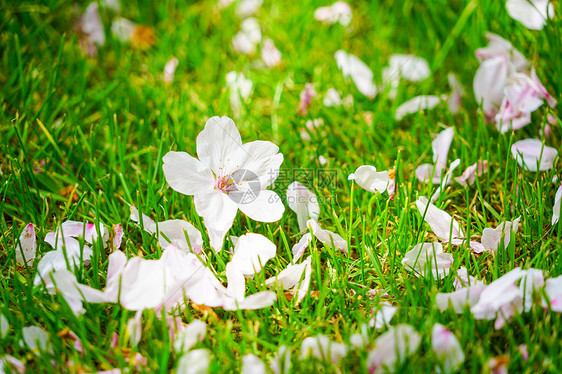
[287,181,320,232]
[22,326,50,354]
[481,217,521,255]
[307,219,348,253]
[335,50,376,98]
[236,0,263,18]
[266,256,312,303]
[16,223,36,266]
[511,138,557,172]
[111,17,136,42]
[369,302,398,329]
[542,275,562,312]
[395,95,441,120]
[261,38,282,67]
[432,323,465,373]
[177,348,211,374]
[436,284,487,314]
[230,233,276,275]
[553,184,562,225]
[314,1,352,26]
[0,314,9,338]
[241,354,267,374]
[402,242,453,279]
[300,335,347,364]
[520,268,544,312]
[388,54,430,82]
[348,165,390,194]
[174,320,206,354]
[269,345,292,374]
[80,3,105,45]
[506,0,554,30]
[163,57,179,84]
[292,233,311,263]
[323,88,343,107]
[367,324,421,373]
[416,196,464,241]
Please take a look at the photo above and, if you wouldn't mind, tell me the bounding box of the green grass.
[1,0,561,372]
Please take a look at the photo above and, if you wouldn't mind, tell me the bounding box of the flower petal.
[162,151,214,196]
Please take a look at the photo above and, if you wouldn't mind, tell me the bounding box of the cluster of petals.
[473,33,556,131]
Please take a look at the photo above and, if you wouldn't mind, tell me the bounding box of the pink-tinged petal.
[266,256,312,303]
[402,242,453,279]
[301,335,347,364]
[415,163,441,184]
[395,95,441,120]
[173,320,206,354]
[112,224,123,251]
[307,219,348,253]
[287,181,320,232]
[475,33,528,70]
[552,184,562,225]
[531,68,556,107]
[230,233,276,275]
[238,190,285,223]
[335,50,376,98]
[176,349,211,374]
[432,323,465,372]
[196,116,243,173]
[367,324,420,373]
[130,206,157,231]
[80,3,105,45]
[453,267,484,289]
[291,233,311,263]
[297,83,316,115]
[162,151,214,196]
[455,160,487,186]
[119,257,169,311]
[125,311,142,346]
[511,138,557,171]
[416,196,464,241]
[368,302,398,329]
[47,269,87,315]
[242,354,267,374]
[486,357,509,374]
[430,158,461,202]
[1,355,26,373]
[348,165,390,194]
[16,223,36,266]
[154,220,204,255]
[471,268,526,325]
[542,275,562,312]
[435,284,487,313]
[519,344,529,361]
[473,56,508,117]
[194,189,239,251]
[506,0,554,30]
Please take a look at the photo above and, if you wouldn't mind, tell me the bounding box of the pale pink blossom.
[297,83,317,115]
[542,275,562,312]
[292,233,311,263]
[112,224,123,250]
[323,88,342,107]
[80,3,105,45]
[431,323,465,373]
[266,256,312,303]
[125,311,142,346]
[520,269,544,312]
[436,284,487,313]
[162,116,284,250]
[226,71,253,111]
[511,139,557,171]
[232,18,262,55]
[416,127,454,184]
[447,73,465,114]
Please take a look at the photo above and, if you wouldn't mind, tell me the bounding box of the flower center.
[216,175,237,194]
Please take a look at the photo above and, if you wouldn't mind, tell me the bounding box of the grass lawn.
[1,0,561,372]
